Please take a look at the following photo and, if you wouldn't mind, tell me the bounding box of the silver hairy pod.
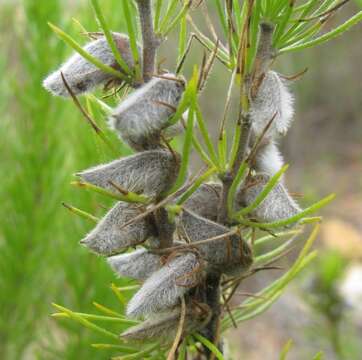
[182,183,221,222]
[43,33,137,97]
[236,173,301,223]
[127,252,202,318]
[121,304,211,342]
[107,248,161,280]
[250,71,294,139]
[179,210,253,276]
[255,141,285,178]
[76,149,179,199]
[80,202,154,256]
[109,73,185,150]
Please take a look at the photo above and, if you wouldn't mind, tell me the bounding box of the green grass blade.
[167,106,195,195]
[279,11,362,53]
[121,0,142,80]
[92,344,138,353]
[238,193,335,229]
[194,103,219,167]
[71,180,149,204]
[193,334,224,360]
[177,11,187,65]
[52,304,119,340]
[163,1,191,36]
[235,164,289,217]
[279,339,293,360]
[62,202,99,223]
[254,236,297,265]
[227,162,248,217]
[90,0,131,75]
[52,311,138,325]
[48,22,128,81]
[176,166,218,205]
[154,0,164,31]
[112,343,160,360]
[217,130,228,172]
[159,0,179,33]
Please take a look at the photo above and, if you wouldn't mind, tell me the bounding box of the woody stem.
[135,0,160,82]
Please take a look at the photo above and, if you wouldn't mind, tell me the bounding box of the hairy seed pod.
[179,210,253,276]
[181,183,222,221]
[121,304,211,342]
[43,33,137,97]
[250,71,294,139]
[107,248,161,280]
[236,173,301,223]
[76,150,179,198]
[161,122,184,139]
[80,202,155,256]
[255,141,285,178]
[109,73,185,150]
[127,253,202,318]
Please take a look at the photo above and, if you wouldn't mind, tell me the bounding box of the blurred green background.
[0,0,361,359]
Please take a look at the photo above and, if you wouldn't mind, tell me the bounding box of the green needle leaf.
[238,193,335,229]
[279,11,362,53]
[52,303,119,340]
[235,164,289,217]
[193,334,224,360]
[48,22,128,82]
[90,0,132,75]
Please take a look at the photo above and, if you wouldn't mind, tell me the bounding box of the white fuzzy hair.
[250,71,294,140]
[126,253,200,318]
[107,248,161,280]
[80,202,154,256]
[236,173,301,223]
[43,33,135,97]
[76,149,178,198]
[109,73,184,149]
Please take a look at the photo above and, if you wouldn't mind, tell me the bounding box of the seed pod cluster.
[43,33,138,96]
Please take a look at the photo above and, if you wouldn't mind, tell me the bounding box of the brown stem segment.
[202,272,222,359]
[153,207,175,249]
[208,22,276,357]
[136,0,160,82]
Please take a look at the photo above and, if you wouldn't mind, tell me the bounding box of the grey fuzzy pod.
[109,73,185,150]
[179,210,253,276]
[43,33,137,97]
[182,183,221,221]
[80,202,154,256]
[121,305,211,342]
[107,248,161,280]
[76,149,179,198]
[236,173,301,223]
[255,141,285,178]
[250,71,294,140]
[126,253,201,318]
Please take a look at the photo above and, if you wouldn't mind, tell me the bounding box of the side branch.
[136,0,160,81]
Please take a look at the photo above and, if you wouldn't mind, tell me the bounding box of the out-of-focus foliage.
[0,1,131,359]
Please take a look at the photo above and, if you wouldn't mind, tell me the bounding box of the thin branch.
[136,0,160,82]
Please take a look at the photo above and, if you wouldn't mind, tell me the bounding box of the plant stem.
[135,0,174,249]
[206,21,276,357]
[135,0,160,81]
[153,207,175,249]
[202,272,222,359]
